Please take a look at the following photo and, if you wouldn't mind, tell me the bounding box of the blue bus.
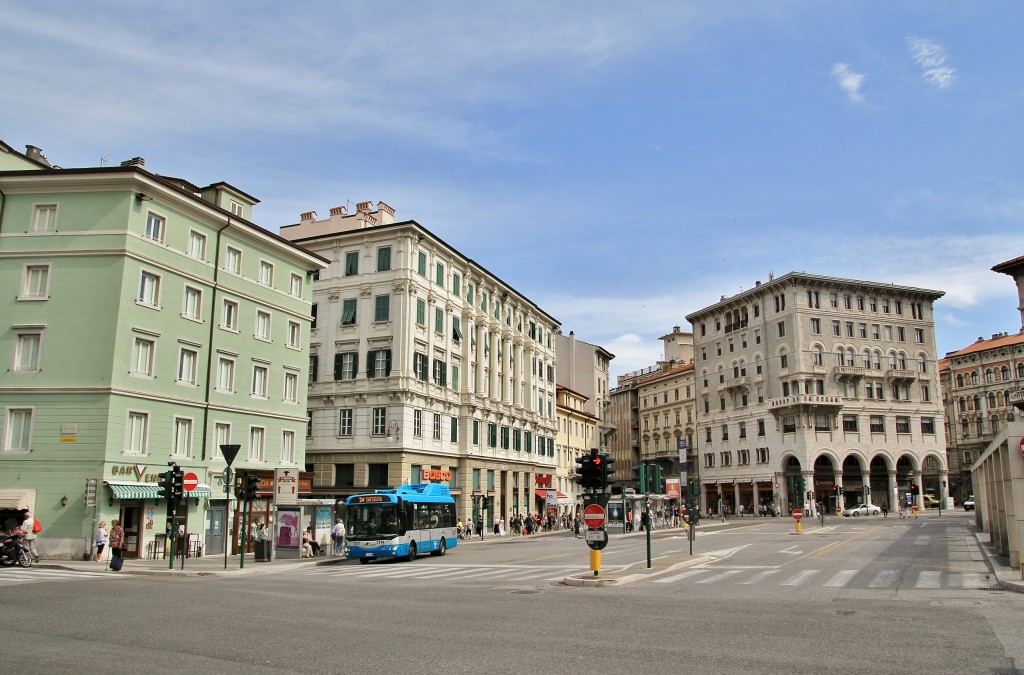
[342,483,458,563]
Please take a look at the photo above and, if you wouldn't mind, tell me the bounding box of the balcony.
[886,369,917,382]
[1011,389,1024,411]
[722,375,749,392]
[767,394,843,415]
[834,365,865,381]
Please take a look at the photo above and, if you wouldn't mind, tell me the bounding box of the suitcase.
[109,555,124,572]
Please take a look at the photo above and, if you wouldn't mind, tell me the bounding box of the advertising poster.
[275,507,300,549]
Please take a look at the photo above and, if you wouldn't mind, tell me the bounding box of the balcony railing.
[767,394,843,411]
[834,365,865,379]
[722,375,749,391]
[886,369,917,381]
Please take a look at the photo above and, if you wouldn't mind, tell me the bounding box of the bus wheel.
[406,542,417,562]
[431,539,446,557]
[359,558,370,565]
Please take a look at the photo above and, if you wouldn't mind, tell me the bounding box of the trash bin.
[255,540,271,562]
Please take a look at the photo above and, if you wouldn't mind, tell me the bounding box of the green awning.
[105,482,212,500]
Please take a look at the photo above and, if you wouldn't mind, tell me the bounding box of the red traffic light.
[593,456,602,466]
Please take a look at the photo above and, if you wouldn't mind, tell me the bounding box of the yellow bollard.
[795,520,802,534]
[589,549,601,577]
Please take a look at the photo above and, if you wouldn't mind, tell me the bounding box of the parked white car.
[842,503,881,517]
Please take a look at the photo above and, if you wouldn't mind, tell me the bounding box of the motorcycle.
[0,528,33,568]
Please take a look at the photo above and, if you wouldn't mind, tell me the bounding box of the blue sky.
[4,2,1024,379]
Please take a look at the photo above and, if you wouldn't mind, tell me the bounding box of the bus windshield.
[346,502,400,539]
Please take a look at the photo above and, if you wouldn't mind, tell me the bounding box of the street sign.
[585,528,609,550]
[84,478,98,507]
[1019,436,1024,457]
[182,472,199,493]
[792,508,804,521]
[583,504,606,529]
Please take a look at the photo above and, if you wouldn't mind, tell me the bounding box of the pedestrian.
[108,519,125,571]
[466,518,474,538]
[20,511,40,562]
[738,504,745,517]
[332,518,346,554]
[95,521,108,562]
[476,516,484,540]
[573,516,581,538]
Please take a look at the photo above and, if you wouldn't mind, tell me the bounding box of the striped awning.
[105,481,213,500]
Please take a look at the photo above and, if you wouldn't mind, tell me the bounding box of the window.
[126,411,149,455]
[376,246,391,272]
[138,271,161,307]
[281,430,296,464]
[287,321,301,349]
[413,352,429,381]
[225,247,241,274]
[173,417,193,458]
[780,352,788,369]
[252,364,269,398]
[812,345,823,366]
[433,358,447,386]
[345,251,359,276]
[842,415,858,432]
[815,414,830,431]
[436,262,445,286]
[372,407,386,435]
[416,299,426,326]
[374,294,390,322]
[435,307,444,334]
[249,426,266,462]
[182,286,202,321]
[810,318,821,334]
[289,273,303,297]
[334,352,358,380]
[14,333,41,372]
[895,416,911,434]
[216,356,235,391]
[451,363,460,390]
[915,328,924,344]
[20,264,50,300]
[339,298,357,326]
[187,231,206,260]
[921,417,935,435]
[132,337,155,377]
[255,310,271,341]
[334,463,355,488]
[417,252,427,276]
[452,317,462,342]
[3,408,33,452]
[213,422,231,461]
[221,299,239,331]
[415,410,423,437]
[30,204,57,233]
[452,273,461,296]
[259,260,274,286]
[777,321,785,337]
[144,212,165,243]
[704,453,715,468]
[782,416,796,433]
[721,424,729,441]
[869,415,885,433]
[433,413,442,439]
[339,409,353,436]
[367,349,392,378]
[177,348,198,385]
[859,323,867,339]
[283,371,298,403]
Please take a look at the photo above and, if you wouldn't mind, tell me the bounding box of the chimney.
[329,206,347,217]
[356,201,373,214]
[377,201,395,224]
[300,211,317,225]
[120,157,145,168]
[24,145,51,167]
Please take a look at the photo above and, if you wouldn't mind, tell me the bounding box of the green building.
[0,142,325,560]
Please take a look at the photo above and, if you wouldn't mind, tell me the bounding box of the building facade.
[280,203,560,528]
[0,143,324,559]
[686,272,946,515]
[555,385,598,510]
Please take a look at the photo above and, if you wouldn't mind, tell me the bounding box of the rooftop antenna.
[100,155,112,166]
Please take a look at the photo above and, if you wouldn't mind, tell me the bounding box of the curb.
[562,554,712,587]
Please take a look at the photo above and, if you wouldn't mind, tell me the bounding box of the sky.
[3,1,1024,380]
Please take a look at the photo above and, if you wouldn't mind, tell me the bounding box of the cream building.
[555,385,598,511]
[280,202,560,528]
[686,272,946,515]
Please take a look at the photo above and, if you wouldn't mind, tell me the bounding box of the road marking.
[868,570,900,587]
[739,569,781,585]
[695,569,744,584]
[915,571,941,588]
[652,569,711,584]
[823,570,859,587]
[778,546,802,555]
[809,525,882,560]
[781,570,819,586]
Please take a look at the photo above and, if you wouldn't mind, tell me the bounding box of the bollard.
[795,520,802,534]
[589,549,601,577]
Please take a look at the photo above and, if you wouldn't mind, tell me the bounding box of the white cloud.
[831,62,866,103]
[906,37,956,89]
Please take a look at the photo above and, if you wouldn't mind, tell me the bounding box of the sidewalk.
[36,550,350,577]
[974,532,1024,594]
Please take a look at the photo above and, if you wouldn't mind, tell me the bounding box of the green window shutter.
[467,284,474,305]
[366,350,376,377]
[309,355,319,383]
[384,349,392,376]
[341,299,357,325]
[435,262,444,286]
[375,294,390,321]
[334,353,343,380]
[435,307,444,333]
[472,420,479,445]
[450,416,458,442]
[417,251,426,276]
[376,246,391,271]
[452,317,462,342]
[416,299,426,326]
[452,273,460,296]
[345,251,359,276]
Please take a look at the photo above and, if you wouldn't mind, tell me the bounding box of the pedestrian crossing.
[651,566,996,590]
[301,563,592,584]
[0,567,125,587]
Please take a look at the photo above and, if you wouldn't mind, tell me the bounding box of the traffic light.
[171,465,184,500]
[600,451,616,487]
[576,449,603,489]
[648,464,663,494]
[911,484,920,496]
[157,470,174,500]
[632,464,648,493]
[484,496,493,511]
[244,473,259,501]
[838,487,844,496]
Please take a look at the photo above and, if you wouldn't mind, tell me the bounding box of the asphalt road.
[2,510,1021,674]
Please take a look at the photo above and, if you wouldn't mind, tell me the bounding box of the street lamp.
[386,420,400,442]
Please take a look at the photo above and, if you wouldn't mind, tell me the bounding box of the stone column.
[913,469,924,511]
[887,470,897,512]
[861,471,871,506]
[801,470,815,515]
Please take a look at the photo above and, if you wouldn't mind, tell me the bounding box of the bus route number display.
[356,495,387,503]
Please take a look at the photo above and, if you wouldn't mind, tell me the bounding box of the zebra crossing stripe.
[738,570,780,585]
[823,570,858,587]
[782,570,819,586]
[868,570,900,587]
[915,571,941,589]
[695,569,743,584]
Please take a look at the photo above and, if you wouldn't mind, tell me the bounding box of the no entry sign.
[182,471,199,493]
[792,508,804,521]
[583,504,606,529]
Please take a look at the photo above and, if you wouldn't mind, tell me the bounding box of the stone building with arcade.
[686,272,946,516]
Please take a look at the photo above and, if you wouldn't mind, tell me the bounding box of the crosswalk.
[299,563,593,584]
[0,567,124,587]
[652,566,995,590]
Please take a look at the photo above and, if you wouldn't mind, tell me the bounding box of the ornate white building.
[686,272,946,515]
[280,202,560,527]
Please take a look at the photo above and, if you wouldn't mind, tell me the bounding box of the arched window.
[836,348,846,366]
[847,347,855,365]
[918,355,927,373]
[956,373,964,387]
[971,371,979,385]
[1001,365,1010,380]
[988,392,997,409]
[973,395,981,411]
[863,349,872,368]
[975,418,984,435]
[873,350,882,370]
[755,355,762,375]
[991,415,1000,434]
[961,419,969,437]
[732,361,740,378]
[985,368,994,383]
[887,352,898,370]
[812,345,824,366]
[958,397,966,412]
[718,365,725,383]
[701,369,709,388]
[1018,363,1024,378]
[997,391,1005,407]
[898,352,907,369]
[739,359,746,376]
[779,348,789,369]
